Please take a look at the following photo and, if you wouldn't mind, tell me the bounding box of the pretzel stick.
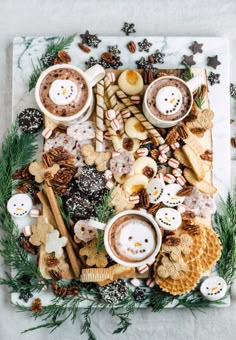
[104,75,124,134]
[95,80,105,151]
[43,184,81,277]
[116,89,165,145]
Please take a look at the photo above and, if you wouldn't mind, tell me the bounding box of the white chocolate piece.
[200,276,227,301]
[136,148,149,157]
[7,194,32,218]
[176,175,186,186]
[42,127,52,139]
[129,195,140,204]
[49,79,77,105]
[30,208,40,218]
[155,86,182,115]
[105,109,116,121]
[155,208,182,230]
[171,142,180,150]
[23,225,31,237]
[45,230,68,258]
[172,168,182,177]
[146,178,165,204]
[130,95,141,104]
[104,169,113,180]
[146,278,155,287]
[168,158,180,168]
[164,174,176,184]
[158,154,167,163]
[130,278,141,287]
[110,119,120,131]
[159,144,170,154]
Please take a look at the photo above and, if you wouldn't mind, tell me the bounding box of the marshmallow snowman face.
[155,208,182,230]
[49,79,78,105]
[7,194,32,218]
[156,86,182,115]
[200,276,227,301]
[119,220,156,261]
[147,178,165,204]
[162,184,185,207]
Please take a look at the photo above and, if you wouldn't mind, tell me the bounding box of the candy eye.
[145,239,148,243]
[165,98,167,101]
[172,93,174,95]
[165,213,168,215]
[14,204,16,207]
[167,193,170,196]
[81,227,85,232]
[21,203,24,206]
[206,287,209,290]
[128,236,132,240]
[218,283,221,286]
[89,230,93,233]
[172,217,175,220]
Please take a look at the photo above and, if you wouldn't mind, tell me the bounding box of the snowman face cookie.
[200,276,227,301]
[155,208,182,230]
[156,86,182,115]
[7,194,32,218]
[147,178,165,204]
[74,220,97,243]
[117,218,156,262]
[67,121,96,142]
[162,184,185,207]
[49,79,78,105]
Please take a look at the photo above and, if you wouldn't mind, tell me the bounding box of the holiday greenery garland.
[0,119,235,339]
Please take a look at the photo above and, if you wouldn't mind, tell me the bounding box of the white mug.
[89,210,162,268]
[35,63,105,124]
[142,75,204,128]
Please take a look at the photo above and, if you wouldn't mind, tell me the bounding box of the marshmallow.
[110,119,120,131]
[104,169,113,181]
[130,278,141,287]
[172,168,182,177]
[121,108,131,119]
[164,174,176,184]
[105,109,116,121]
[158,154,167,163]
[23,225,31,237]
[137,264,149,274]
[156,173,164,182]
[146,278,155,287]
[136,148,149,157]
[112,151,121,158]
[42,128,52,139]
[30,208,40,218]
[130,95,141,104]
[105,180,114,190]
[159,144,170,154]
[171,142,180,150]
[129,195,140,204]
[176,175,186,186]
[168,158,180,168]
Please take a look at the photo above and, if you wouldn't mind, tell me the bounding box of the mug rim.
[143,75,193,125]
[104,209,162,268]
[35,64,93,122]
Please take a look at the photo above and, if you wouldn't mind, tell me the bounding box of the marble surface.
[1,1,236,339]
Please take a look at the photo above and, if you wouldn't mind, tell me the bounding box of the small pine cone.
[150,149,159,160]
[49,270,62,281]
[32,298,42,313]
[165,129,179,145]
[18,234,37,255]
[139,189,150,209]
[45,254,60,267]
[67,286,79,296]
[165,236,181,246]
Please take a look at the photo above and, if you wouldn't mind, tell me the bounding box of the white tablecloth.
[0,0,236,339]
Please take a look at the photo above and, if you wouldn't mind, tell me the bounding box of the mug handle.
[88,218,106,230]
[186,75,204,93]
[85,64,106,87]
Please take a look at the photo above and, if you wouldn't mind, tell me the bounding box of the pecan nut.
[143,69,153,85]
[78,42,91,53]
[177,186,193,196]
[142,166,154,179]
[58,50,71,63]
[148,202,162,215]
[176,124,189,139]
[165,129,179,145]
[183,224,200,235]
[148,55,155,64]
[139,189,150,209]
[231,137,236,148]
[200,150,213,162]
[127,41,136,53]
[165,236,181,246]
[101,52,114,64]
[150,149,159,160]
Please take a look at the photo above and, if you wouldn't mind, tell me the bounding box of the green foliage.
[182,63,194,81]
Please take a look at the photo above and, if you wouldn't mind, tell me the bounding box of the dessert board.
[11,36,230,308]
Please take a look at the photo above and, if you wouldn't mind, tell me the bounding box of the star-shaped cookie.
[181,55,196,67]
[207,55,221,69]
[189,41,203,54]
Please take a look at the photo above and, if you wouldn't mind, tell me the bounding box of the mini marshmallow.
[176,175,186,186]
[104,132,112,140]
[177,204,187,214]
[105,109,116,121]
[158,154,167,163]
[121,108,131,119]
[156,173,164,182]
[110,119,120,131]
[136,148,149,157]
[146,278,155,288]
[129,195,140,204]
[130,95,141,104]
[137,264,149,274]
[112,151,121,158]
[23,225,31,237]
[104,169,113,180]
[107,72,116,83]
[159,144,170,154]
[168,158,180,168]
[171,142,180,150]
[30,208,40,218]
[105,180,114,190]
[172,168,182,177]
[164,174,176,184]
[39,280,48,291]
[42,128,52,139]
[130,278,141,287]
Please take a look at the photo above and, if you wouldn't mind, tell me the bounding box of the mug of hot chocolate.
[35,64,105,124]
[89,210,162,268]
[143,75,204,128]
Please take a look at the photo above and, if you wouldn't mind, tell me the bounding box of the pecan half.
[231,137,236,148]
[58,50,71,63]
[78,42,91,53]
[127,41,136,53]
[183,224,200,235]
[142,166,154,178]
[101,52,114,64]
[190,127,206,137]
[177,186,194,196]
[148,134,160,146]
[150,149,159,160]
[165,129,179,145]
[176,124,189,139]
[148,55,155,64]
[148,202,162,215]
[165,236,181,246]
[143,69,153,85]
[139,189,150,209]
[200,150,213,162]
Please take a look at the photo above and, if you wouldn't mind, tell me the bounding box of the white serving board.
[11,36,231,308]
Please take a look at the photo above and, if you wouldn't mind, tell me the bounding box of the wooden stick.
[43,184,81,277]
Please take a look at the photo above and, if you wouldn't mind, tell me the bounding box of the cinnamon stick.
[43,184,81,277]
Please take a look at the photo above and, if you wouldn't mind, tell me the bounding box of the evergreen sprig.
[28,33,76,91]
[182,63,194,81]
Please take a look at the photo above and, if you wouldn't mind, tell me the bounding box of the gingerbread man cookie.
[162,234,193,262]
[110,185,135,213]
[79,239,108,268]
[81,144,111,172]
[29,161,59,183]
[157,256,189,280]
[29,216,54,246]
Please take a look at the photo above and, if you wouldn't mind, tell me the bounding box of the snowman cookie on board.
[200,276,227,301]
[155,208,182,231]
[7,194,33,218]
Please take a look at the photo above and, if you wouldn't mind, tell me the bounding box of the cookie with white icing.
[146,178,165,204]
[200,276,227,301]
[7,194,32,218]
[155,208,182,230]
[162,183,185,207]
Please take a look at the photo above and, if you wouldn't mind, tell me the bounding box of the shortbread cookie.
[184,168,217,195]
[182,144,205,180]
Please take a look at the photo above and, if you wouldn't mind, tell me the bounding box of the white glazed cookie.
[146,178,165,204]
[7,194,32,218]
[67,121,96,141]
[155,208,182,230]
[162,183,185,207]
[200,276,227,301]
[45,229,68,258]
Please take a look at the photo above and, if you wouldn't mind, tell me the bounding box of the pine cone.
[67,286,79,296]
[45,254,60,267]
[18,234,37,255]
[32,298,42,313]
[49,270,62,281]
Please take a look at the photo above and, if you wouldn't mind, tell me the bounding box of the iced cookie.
[74,219,98,243]
[155,208,182,230]
[118,70,144,95]
[162,184,185,207]
[45,229,68,258]
[7,194,32,218]
[200,276,227,301]
[67,121,96,141]
[44,132,76,153]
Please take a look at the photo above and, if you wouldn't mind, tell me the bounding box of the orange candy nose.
[16,207,23,211]
[62,88,67,96]
[153,190,159,196]
[211,287,218,292]
[134,242,142,247]
[170,98,176,104]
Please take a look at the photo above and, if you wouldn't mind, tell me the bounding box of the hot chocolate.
[39,68,89,117]
[146,77,192,121]
[108,214,157,263]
